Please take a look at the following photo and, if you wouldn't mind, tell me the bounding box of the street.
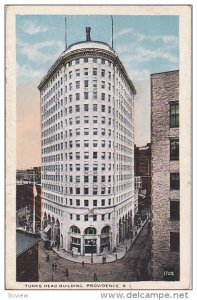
[39,221,152,282]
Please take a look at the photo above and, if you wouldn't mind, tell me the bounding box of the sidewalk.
[45,218,148,264]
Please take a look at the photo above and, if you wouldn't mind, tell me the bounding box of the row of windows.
[65,80,113,91]
[67,198,113,207]
[66,152,114,160]
[65,57,112,67]
[65,104,113,113]
[70,213,111,222]
[66,68,112,79]
[65,128,113,137]
[65,186,114,195]
[65,92,112,102]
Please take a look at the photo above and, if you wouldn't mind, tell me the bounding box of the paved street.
[39,221,151,282]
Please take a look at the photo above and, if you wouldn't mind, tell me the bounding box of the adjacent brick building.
[151,70,179,280]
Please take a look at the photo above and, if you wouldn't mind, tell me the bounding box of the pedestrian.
[115,253,118,260]
[65,268,69,277]
[54,263,57,270]
[93,273,98,281]
[52,263,55,271]
[82,261,84,267]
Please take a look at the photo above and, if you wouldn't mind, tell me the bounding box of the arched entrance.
[84,227,97,254]
[70,225,81,253]
[101,225,111,253]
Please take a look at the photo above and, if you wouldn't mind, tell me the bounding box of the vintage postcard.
[5,5,192,290]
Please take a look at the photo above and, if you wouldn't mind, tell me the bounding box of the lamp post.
[88,239,96,263]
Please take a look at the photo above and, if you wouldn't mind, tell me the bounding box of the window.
[93,186,98,195]
[76,140,80,148]
[93,92,97,100]
[108,83,111,90]
[84,215,88,221]
[84,80,89,88]
[170,173,180,190]
[84,92,89,99]
[102,214,105,221]
[170,103,179,128]
[75,69,80,76]
[93,58,97,63]
[108,71,111,79]
[84,68,88,76]
[76,93,80,100]
[93,128,98,135]
[69,71,72,79]
[93,68,97,75]
[69,95,72,102]
[84,199,89,206]
[170,201,179,220]
[84,57,88,63]
[101,187,105,194]
[76,81,80,89]
[84,104,89,112]
[93,104,98,112]
[101,175,105,182]
[93,199,97,206]
[75,105,80,112]
[76,128,80,136]
[93,176,97,183]
[84,164,89,171]
[70,214,73,220]
[170,232,179,252]
[84,176,89,183]
[101,59,105,64]
[93,140,98,147]
[76,187,80,194]
[93,151,98,159]
[93,116,98,123]
[69,83,72,90]
[101,117,105,124]
[76,117,80,124]
[101,81,105,89]
[84,187,89,195]
[101,199,105,206]
[84,152,89,159]
[170,139,179,160]
[101,93,105,100]
[76,176,80,183]
[93,164,98,171]
[93,215,97,221]
[108,213,111,220]
[76,215,80,221]
[70,199,73,205]
[84,128,89,135]
[93,80,97,88]
[101,128,105,136]
[84,140,89,147]
[76,152,80,160]
[101,105,105,112]
[75,59,80,64]
[101,152,105,159]
[101,140,105,147]
[76,164,80,171]
[76,199,80,206]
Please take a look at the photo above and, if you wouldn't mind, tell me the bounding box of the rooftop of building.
[38,27,136,95]
[150,69,179,77]
[16,230,40,256]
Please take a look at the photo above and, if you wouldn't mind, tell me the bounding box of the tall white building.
[38,28,136,256]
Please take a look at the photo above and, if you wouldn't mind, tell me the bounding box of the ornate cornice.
[38,47,136,95]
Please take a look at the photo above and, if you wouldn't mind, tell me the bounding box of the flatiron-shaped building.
[38,28,136,256]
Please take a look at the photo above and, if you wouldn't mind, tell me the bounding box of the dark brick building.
[151,70,179,281]
[16,231,40,281]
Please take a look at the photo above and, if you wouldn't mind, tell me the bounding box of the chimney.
[86,27,91,41]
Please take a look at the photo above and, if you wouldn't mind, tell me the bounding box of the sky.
[16,15,179,169]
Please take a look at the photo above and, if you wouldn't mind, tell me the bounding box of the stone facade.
[151,70,180,280]
[38,31,136,257]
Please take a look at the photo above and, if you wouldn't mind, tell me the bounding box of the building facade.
[38,28,136,256]
[151,70,179,280]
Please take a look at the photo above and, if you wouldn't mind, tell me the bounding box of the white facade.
[38,33,136,256]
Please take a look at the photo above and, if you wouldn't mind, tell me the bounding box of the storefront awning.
[44,224,51,233]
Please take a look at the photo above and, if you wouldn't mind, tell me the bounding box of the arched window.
[101,225,111,234]
[70,225,80,234]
